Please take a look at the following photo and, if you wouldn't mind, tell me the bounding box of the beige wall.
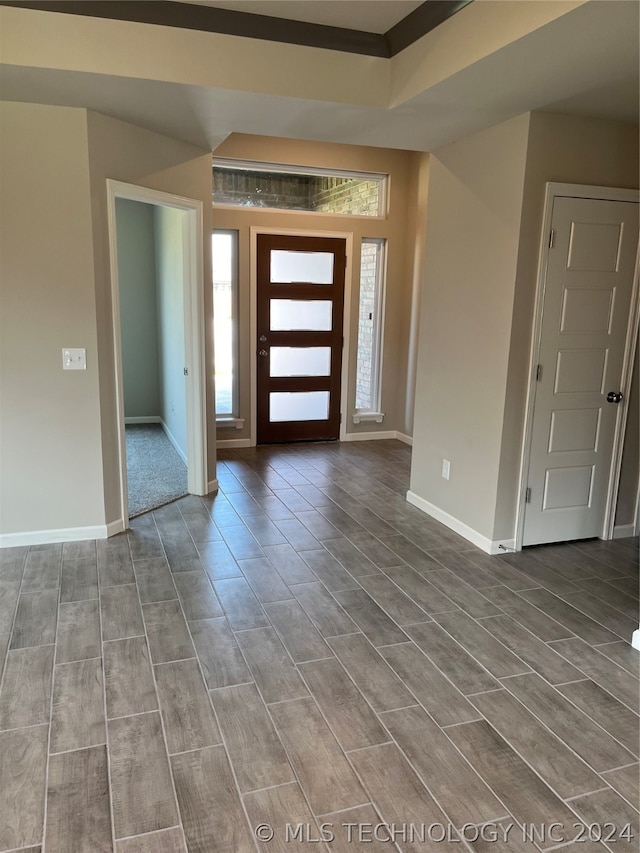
[0,102,214,538]
[401,152,431,435]
[494,112,640,538]
[410,114,531,540]
[212,134,424,443]
[86,111,214,525]
[411,110,639,545]
[0,102,105,535]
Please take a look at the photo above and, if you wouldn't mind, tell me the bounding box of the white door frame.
[106,179,208,528]
[515,182,640,550]
[249,225,354,447]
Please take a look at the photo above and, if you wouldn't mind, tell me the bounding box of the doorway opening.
[107,180,207,528]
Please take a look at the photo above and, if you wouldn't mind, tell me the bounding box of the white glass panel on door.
[271,250,333,284]
[270,299,332,331]
[270,391,330,422]
[270,347,331,377]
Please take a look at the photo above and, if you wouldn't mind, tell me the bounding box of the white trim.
[0,524,112,548]
[343,429,412,444]
[632,629,640,651]
[106,519,126,537]
[249,226,354,447]
[515,182,640,551]
[352,412,385,424]
[124,416,162,425]
[207,479,219,494]
[613,524,637,540]
[217,438,252,449]
[106,179,208,532]
[180,195,208,498]
[343,430,399,442]
[406,490,514,555]
[161,420,187,465]
[216,417,245,430]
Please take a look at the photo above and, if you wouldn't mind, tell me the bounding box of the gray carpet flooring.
[126,424,188,517]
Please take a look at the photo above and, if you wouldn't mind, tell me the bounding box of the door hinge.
[536,364,542,382]
[549,229,555,249]
[339,413,342,424]
[525,487,532,504]
[183,367,189,376]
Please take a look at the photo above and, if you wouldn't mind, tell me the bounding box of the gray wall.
[0,102,214,538]
[154,205,187,460]
[410,110,639,545]
[410,114,531,541]
[86,109,215,525]
[0,102,105,534]
[116,198,161,419]
[500,112,640,537]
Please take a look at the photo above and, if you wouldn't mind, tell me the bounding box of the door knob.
[258,349,268,357]
[606,391,624,403]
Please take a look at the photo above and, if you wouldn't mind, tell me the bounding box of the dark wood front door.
[257,234,346,444]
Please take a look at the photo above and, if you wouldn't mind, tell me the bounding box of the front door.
[523,195,639,546]
[257,234,346,444]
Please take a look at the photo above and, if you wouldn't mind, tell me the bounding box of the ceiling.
[167,0,424,33]
[1,1,638,154]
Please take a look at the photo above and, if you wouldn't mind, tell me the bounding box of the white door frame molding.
[106,179,208,529]
[515,182,640,551]
[249,225,354,447]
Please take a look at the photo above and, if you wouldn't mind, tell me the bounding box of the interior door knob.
[606,391,624,403]
[258,349,268,357]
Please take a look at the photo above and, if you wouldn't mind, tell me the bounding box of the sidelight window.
[212,230,238,419]
[355,238,386,418]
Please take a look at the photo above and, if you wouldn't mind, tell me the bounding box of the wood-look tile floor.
[0,440,638,853]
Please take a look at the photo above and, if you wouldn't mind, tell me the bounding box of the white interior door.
[523,195,639,546]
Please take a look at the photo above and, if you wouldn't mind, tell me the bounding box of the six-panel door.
[523,196,639,545]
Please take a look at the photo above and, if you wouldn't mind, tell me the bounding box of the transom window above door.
[213,159,387,218]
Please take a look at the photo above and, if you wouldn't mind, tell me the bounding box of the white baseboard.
[125,416,161,424]
[207,479,219,494]
[396,432,413,446]
[343,430,412,443]
[613,523,637,539]
[0,524,111,549]
[106,519,126,537]
[406,490,512,555]
[632,628,640,651]
[217,438,252,448]
[161,420,188,465]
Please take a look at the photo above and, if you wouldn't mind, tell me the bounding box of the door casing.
[515,182,640,551]
[249,226,354,447]
[107,179,208,530]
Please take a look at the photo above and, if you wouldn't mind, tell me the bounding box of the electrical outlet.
[442,459,451,480]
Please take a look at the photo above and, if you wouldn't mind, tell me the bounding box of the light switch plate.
[62,348,87,370]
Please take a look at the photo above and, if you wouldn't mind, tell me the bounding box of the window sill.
[216,417,245,430]
[352,412,385,424]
